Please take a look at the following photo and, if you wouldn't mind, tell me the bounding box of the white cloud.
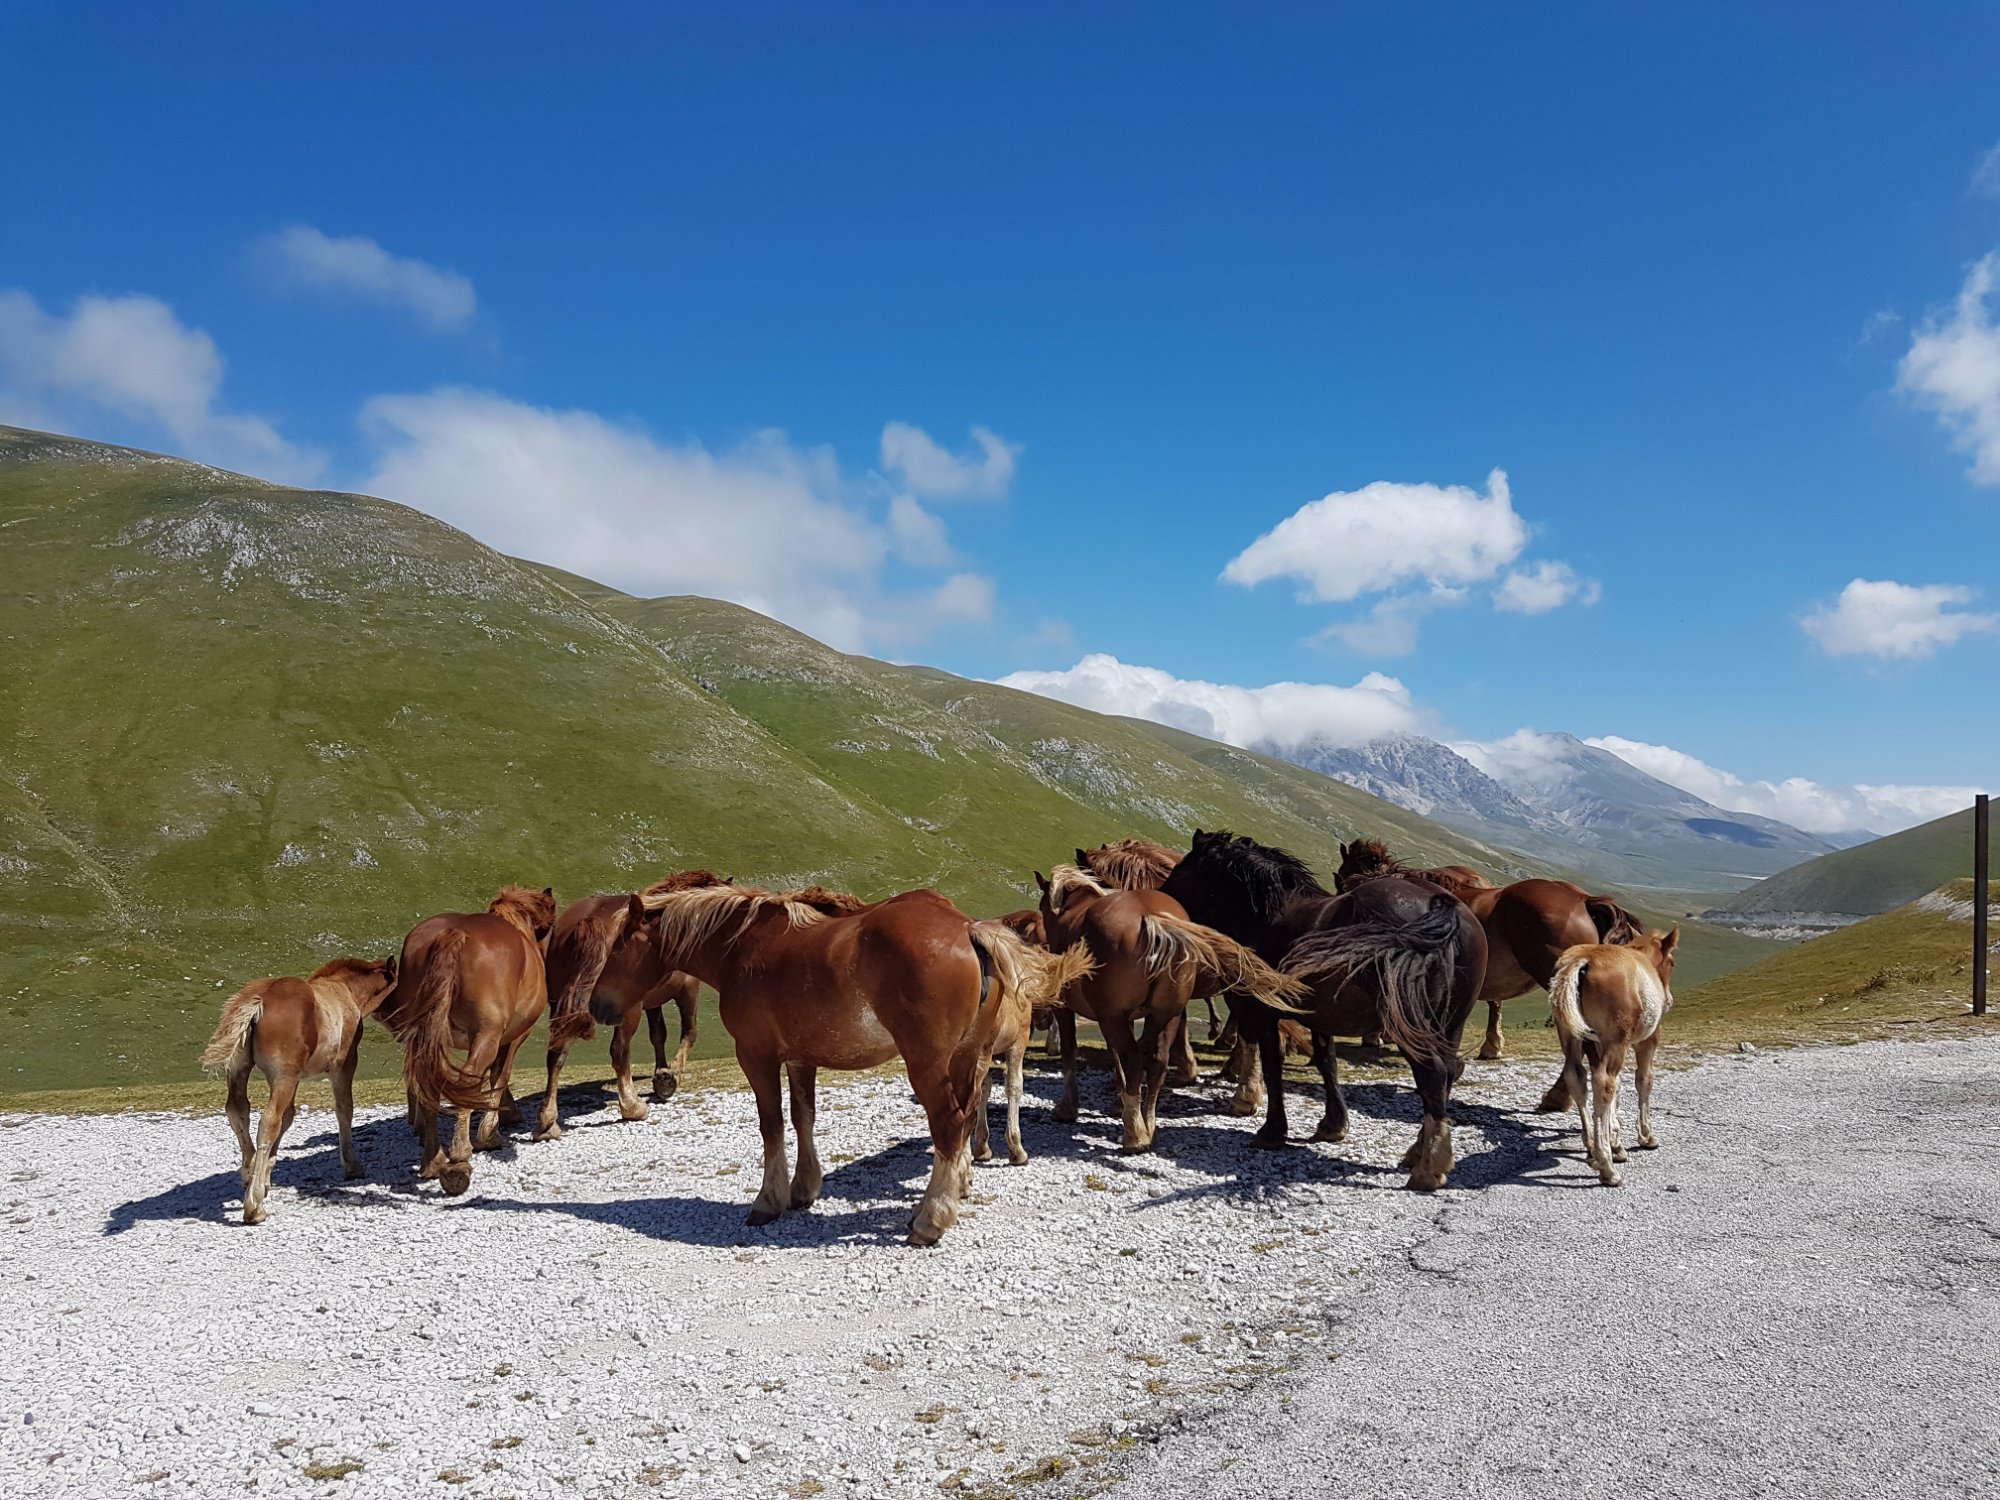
[1449,728,1577,789]
[994,653,1425,751]
[880,421,1020,499]
[887,494,955,566]
[1312,588,1463,657]
[1972,142,2000,200]
[1800,577,1997,660]
[258,226,477,330]
[1223,469,1532,603]
[0,289,323,482]
[1898,252,2000,484]
[1495,559,1601,614]
[1586,735,1984,836]
[359,388,993,652]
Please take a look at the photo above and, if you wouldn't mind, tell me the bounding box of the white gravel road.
[0,1038,1991,1499]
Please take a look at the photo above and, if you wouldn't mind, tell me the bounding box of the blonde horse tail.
[397,930,489,1113]
[1139,914,1311,1015]
[1549,954,1594,1043]
[200,988,263,1075]
[969,921,1095,1022]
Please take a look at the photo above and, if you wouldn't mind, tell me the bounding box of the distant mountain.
[1266,729,1843,895]
[1707,805,1982,920]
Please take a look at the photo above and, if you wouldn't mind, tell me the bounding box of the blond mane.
[642,874,829,961]
[1078,838,1182,891]
[1042,863,1112,915]
[490,884,556,938]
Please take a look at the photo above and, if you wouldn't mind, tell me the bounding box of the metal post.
[1975,793,1989,1018]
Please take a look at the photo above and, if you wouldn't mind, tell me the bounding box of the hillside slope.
[1,427,1775,1093]
[1709,806,1980,918]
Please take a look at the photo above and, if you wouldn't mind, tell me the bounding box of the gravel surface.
[1107,1035,2000,1500]
[0,1039,1991,1499]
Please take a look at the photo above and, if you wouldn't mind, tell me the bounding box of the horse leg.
[1227,1031,1265,1117]
[1634,1033,1661,1150]
[1311,1033,1349,1144]
[244,1071,299,1225]
[1204,996,1223,1042]
[1107,1016,1146,1152]
[1248,1007,1290,1149]
[477,1036,526,1151]
[1402,1058,1458,1191]
[535,1033,572,1142]
[1535,1066,1575,1114]
[1167,1008,1199,1088]
[1051,1010,1080,1124]
[1602,1042,1630,1164]
[332,1043,364,1180]
[907,1071,974,1247]
[1562,1041,1595,1169]
[440,1035,499,1197]
[226,1069,255,1188]
[1004,1037,1028,1165]
[414,1086,446,1180]
[1477,997,1505,1061]
[649,1001,677,1101]
[1590,1048,1624,1186]
[1140,1014,1175,1150]
[742,1052,789,1226]
[973,1049,997,1163]
[787,1063,823,1210]
[611,1007,649,1123]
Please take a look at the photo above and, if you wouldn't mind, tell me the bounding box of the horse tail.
[396,930,489,1113]
[1549,954,1594,1042]
[1138,913,1310,1015]
[1586,897,1642,946]
[200,987,263,1074]
[547,900,633,1046]
[1280,893,1473,1069]
[970,920,1094,1022]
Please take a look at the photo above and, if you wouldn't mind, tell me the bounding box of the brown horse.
[200,957,398,1224]
[1548,928,1677,1185]
[616,873,1087,1244]
[1334,837,1640,1061]
[539,887,702,1139]
[377,884,557,1197]
[1161,831,1488,1189]
[1072,839,1225,1069]
[1036,865,1307,1152]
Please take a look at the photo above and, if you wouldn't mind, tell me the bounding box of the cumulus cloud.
[359,388,993,651]
[0,289,323,482]
[886,494,955,566]
[1223,469,1531,603]
[1800,578,1997,660]
[1586,735,1984,836]
[258,226,477,330]
[879,421,1020,499]
[1495,559,1601,614]
[1898,252,2000,484]
[993,653,1424,750]
[1312,588,1463,657]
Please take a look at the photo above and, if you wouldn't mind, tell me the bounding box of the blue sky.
[2,5,1995,832]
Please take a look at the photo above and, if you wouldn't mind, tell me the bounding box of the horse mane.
[1042,864,1112,915]
[307,956,393,985]
[783,884,871,916]
[489,884,556,937]
[1185,830,1329,917]
[1346,837,1409,874]
[1077,838,1182,891]
[643,874,828,960]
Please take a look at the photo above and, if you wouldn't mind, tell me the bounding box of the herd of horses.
[200,830,1679,1241]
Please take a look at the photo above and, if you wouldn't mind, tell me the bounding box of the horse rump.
[1279,893,1477,1068]
[388,929,494,1112]
[200,987,264,1075]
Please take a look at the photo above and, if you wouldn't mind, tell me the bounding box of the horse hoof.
[1598,1172,1624,1188]
[534,1124,564,1143]
[1534,1087,1571,1114]
[1008,1147,1029,1166]
[746,1206,781,1227]
[343,1163,366,1181]
[1638,1135,1661,1151]
[438,1165,472,1197]
[973,1146,993,1163]
[652,1071,679,1101]
[1405,1170,1446,1192]
[496,1107,524,1128]
[1476,1045,1503,1062]
[788,1192,819,1212]
[1251,1131,1290,1152]
[1226,1097,1260,1118]
[242,1205,267,1226]
[1312,1123,1349,1144]
[618,1104,651,1124]
[1051,1103,1077,1125]
[418,1160,442,1180]
[905,1223,945,1248]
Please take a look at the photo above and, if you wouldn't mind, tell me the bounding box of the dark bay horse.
[1334,837,1640,1062]
[1034,865,1306,1151]
[200,956,398,1224]
[616,873,1087,1244]
[1160,830,1487,1189]
[378,885,557,1196]
[540,887,702,1139]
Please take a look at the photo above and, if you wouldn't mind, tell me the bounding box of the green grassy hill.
[1672,881,1993,1044]
[1710,806,1981,917]
[0,426,1775,1097]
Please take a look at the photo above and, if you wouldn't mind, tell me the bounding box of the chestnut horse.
[1072,838,1225,1069]
[539,887,702,1139]
[1334,837,1640,1063]
[1161,830,1487,1189]
[1548,928,1677,1186]
[200,956,398,1224]
[378,884,557,1197]
[616,873,1087,1244]
[1036,865,1307,1151]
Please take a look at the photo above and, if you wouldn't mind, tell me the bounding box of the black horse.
[1159,829,1488,1190]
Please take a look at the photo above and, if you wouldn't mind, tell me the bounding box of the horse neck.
[654,896,788,990]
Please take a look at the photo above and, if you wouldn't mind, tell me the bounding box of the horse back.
[397,910,548,1018]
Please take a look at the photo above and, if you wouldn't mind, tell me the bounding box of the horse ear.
[542,886,554,899]
[1075,847,1090,866]
[626,892,645,925]
[1661,925,1679,955]
[1034,870,1050,892]
[1339,841,1349,858]
[382,955,398,985]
